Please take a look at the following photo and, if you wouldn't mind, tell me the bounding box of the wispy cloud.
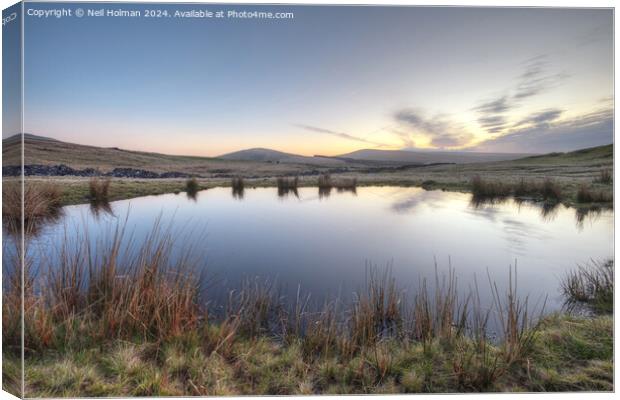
[474,96,511,114]
[393,108,473,148]
[470,107,612,153]
[514,108,563,129]
[294,124,390,147]
[514,57,568,99]
[473,55,569,136]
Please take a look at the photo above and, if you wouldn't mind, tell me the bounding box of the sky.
[8,4,614,156]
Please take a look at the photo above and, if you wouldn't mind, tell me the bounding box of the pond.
[6,186,614,317]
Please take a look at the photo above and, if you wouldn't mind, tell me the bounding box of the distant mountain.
[337,149,534,164]
[217,148,348,166]
[218,148,302,162]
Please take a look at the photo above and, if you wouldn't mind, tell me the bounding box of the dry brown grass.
[576,185,612,203]
[2,180,63,234]
[13,217,203,354]
[88,177,110,203]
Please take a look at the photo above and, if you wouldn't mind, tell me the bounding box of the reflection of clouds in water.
[390,189,455,214]
[575,207,607,231]
[465,200,504,223]
[501,217,551,256]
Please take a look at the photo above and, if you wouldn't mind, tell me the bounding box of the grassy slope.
[4,135,336,175]
[10,314,611,397]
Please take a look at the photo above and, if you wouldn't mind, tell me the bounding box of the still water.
[11,186,614,313]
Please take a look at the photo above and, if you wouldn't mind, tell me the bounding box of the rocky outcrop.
[2,164,194,179]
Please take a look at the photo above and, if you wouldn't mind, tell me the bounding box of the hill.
[337,149,533,164]
[2,135,351,175]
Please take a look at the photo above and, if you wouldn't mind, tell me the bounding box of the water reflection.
[186,190,198,201]
[90,200,114,219]
[5,186,612,317]
[318,186,357,199]
[232,186,244,200]
[575,207,605,231]
[318,187,332,199]
[231,178,245,200]
[278,186,299,198]
[470,197,562,224]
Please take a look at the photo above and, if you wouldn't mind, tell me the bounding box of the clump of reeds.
[540,178,562,202]
[185,178,199,199]
[470,175,511,199]
[488,265,543,365]
[89,177,110,203]
[317,174,357,195]
[225,278,277,337]
[595,169,612,184]
[410,267,468,346]
[2,180,63,234]
[561,259,613,314]
[277,177,299,197]
[471,176,563,203]
[231,177,244,199]
[513,178,536,197]
[317,174,332,189]
[15,217,203,352]
[335,178,357,194]
[576,185,611,203]
[350,267,402,349]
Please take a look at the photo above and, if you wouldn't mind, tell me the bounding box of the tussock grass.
[2,180,63,234]
[11,217,202,354]
[471,176,562,203]
[471,175,511,199]
[88,177,110,203]
[185,178,200,199]
[317,174,357,196]
[277,177,299,197]
[561,260,613,314]
[231,177,244,199]
[576,185,611,203]
[318,174,332,189]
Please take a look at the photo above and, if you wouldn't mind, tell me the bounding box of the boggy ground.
[2,314,612,397]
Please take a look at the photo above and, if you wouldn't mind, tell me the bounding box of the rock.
[2,164,194,179]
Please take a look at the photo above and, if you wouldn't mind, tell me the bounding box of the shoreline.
[13,174,614,209]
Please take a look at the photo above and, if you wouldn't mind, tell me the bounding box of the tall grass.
[561,259,613,314]
[470,175,511,199]
[317,174,357,196]
[185,178,199,199]
[231,177,244,199]
[2,180,63,234]
[317,174,332,189]
[88,177,110,203]
[277,177,299,197]
[13,217,203,353]
[471,176,562,203]
[576,184,611,203]
[540,178,562,202]
[488,265,544,365]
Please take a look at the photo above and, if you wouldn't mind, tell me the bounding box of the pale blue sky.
[10,4,614,155]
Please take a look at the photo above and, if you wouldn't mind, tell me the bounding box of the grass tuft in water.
[561,260,613,314]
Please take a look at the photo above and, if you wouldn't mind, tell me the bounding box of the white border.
[0,1,616,400]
